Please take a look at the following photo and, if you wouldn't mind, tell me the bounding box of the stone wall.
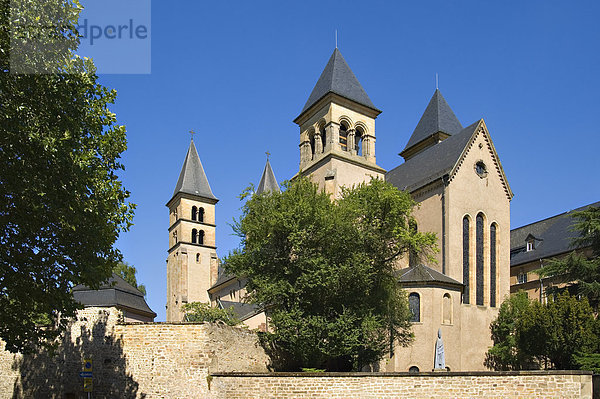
[0,307,269,398]
[210,371,593,399]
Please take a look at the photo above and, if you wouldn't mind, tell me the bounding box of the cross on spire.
[189,129,196,140]
[265,151,271,161]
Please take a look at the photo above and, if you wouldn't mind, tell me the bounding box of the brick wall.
[209,371,593,399]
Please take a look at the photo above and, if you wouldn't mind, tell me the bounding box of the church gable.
[448,119,513,201]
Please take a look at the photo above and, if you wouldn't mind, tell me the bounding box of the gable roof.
[402,89,463,153]
[256,160,280,194]
[299,48,378,117]
[510,201,600,267]
[172,139,217,201]
[73,273,156,318]
[386,121,480,192]
[396,264,463,287]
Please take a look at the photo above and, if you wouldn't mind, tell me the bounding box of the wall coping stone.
[212,370,593,377]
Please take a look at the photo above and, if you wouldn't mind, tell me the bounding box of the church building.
[166,48,513,371]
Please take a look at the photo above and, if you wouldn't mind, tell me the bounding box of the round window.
[475,161,487,178]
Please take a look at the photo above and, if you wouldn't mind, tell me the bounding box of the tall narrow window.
[443,293,452,324]
[339,124,348,151]
[476,213,484,306]
[355,129,363,155]
[173,231,178,244]
[192,206,197,221]
[408,292,420,322]
[462,216,470,304]
[310,133,315,157]
[320,127,326,151]
[198,207,204,223]
[196,253,200,263]
[191,228,197,244]
[198,230,205,245]
[409,221,418,267]
[490,223,497,307]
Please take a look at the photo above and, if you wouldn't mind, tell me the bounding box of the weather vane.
[189,129,196,140]
[265,151,271,161]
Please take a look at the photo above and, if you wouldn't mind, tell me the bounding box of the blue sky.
[95,1,600,321]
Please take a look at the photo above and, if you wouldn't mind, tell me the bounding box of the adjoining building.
[510,201,599,302]
[73,273,156,322]
[166,48,513,371]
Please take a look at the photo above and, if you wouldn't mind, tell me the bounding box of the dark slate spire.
[300,48,378,115]
[172,139,217,200]
[256,160,280,194]
[403,89,463,152]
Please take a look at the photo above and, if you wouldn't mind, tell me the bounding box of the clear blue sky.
[97,1,600,321]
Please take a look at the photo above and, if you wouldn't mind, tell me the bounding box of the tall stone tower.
[166,139,219,322]
[293,49,386,197]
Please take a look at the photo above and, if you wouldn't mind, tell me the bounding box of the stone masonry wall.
[0,307,594,398]
[0,307,269,398]
[210,371,593,399]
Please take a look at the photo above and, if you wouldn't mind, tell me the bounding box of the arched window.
[462,216,470,304]
[198,207,204,223]
[191,228,198,244]
[409,366,420,373]
[490,223,497,307]
[196,253,200,263]
[320,126,326,152]
[198,230,205,245]
[339,123,348,151]
[310,133,316,157]
[173,231,178,244]
[355,128,363,155]
[476,213,484,306]
[408,292,420,322]
[443,293,452,324]
[192,206,197,221]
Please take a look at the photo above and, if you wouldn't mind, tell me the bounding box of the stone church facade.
[166,49,513,371]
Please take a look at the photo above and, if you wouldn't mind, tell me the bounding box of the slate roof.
[386,121,480,192]
[172,139,217,200]
[510,201,600,267]
[403,89,463,152]
[219,300,262,321]
[210,272,237,291]
[396,264,463,286]
[299,48,378,116]
[73,273,156,318]
[256,160,280,194]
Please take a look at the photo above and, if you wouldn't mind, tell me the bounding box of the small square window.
[518,271,527,284]
[526,240,534,251]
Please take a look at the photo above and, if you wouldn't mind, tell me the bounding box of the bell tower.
[165,139,219,322]
[293,49,386,197]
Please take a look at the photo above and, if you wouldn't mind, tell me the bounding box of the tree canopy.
[0,0,134,353]
[114,262,146,297]
[224,178,436,371]
[539,206,600,309]
[486,291,598,371]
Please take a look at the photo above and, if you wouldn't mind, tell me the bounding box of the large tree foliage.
[224,178,435,371]
[486,292,598,370]
[0,0,134,353]
[114,262,146,297]
[539,206,600,308]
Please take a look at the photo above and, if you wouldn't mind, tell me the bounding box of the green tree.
[114,262,146,297]
[181,302,241,326]
[224,178,436,371]
[485,291,535,370]
[487,292,597,370]
[0,0,134,353]
[539,206,600,308]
